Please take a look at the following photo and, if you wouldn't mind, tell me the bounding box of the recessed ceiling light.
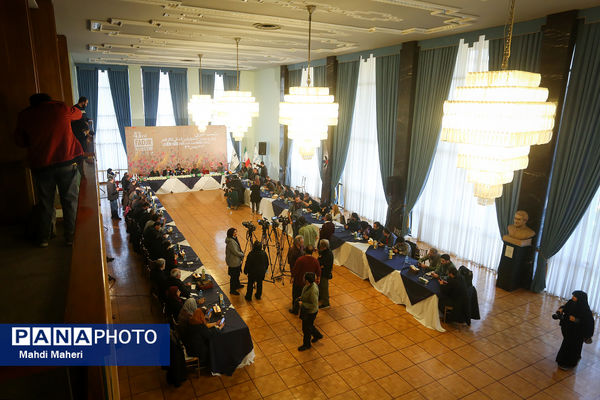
[89,21,102,31]
[253,23,282,30]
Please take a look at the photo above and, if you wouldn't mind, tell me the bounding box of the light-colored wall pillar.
[128,65,144,126]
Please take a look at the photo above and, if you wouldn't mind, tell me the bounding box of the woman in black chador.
[555,290,594,370]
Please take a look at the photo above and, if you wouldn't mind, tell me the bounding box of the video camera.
[257,218,270,228]
[271,215,289,229]
[242,221,256,232]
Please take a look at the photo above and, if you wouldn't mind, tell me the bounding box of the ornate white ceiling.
[53,0,598,69]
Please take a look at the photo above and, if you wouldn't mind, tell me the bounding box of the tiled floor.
[103,190,600,400]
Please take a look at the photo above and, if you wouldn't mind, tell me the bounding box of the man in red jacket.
[15,93,84,247]
[289,247,321,315]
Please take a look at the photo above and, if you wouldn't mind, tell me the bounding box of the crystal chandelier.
[279,5,338,160]
[188,54,213,132]
[441,0,557,205]
[213,37,259,141]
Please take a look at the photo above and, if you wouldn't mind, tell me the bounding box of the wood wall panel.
[57,35,74,105]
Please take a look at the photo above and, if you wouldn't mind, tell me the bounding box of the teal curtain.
[376,54,400,207]
[330,61,360,195]
[222,71,237,91]
[167,69,188,126]
[403,45,458,233]
[289,69,302,87]
[200,71,215,95]
[141,67,160,126]
[75,66,99,130]
[106,69,132,153]
[490,32,543,235]
[313,65,327,87]
[531,22,600,292]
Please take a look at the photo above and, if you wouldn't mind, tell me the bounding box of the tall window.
[214,72,237,168]
[156,71,176,126]
[289,67,322,197]
[95,70,128,175]
[340,56,388,223]
[546,163,600,313]
[411,37,504,270]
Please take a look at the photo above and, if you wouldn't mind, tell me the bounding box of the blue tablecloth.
[184,274,254,376]
[365,247,440,305]
[146,187,253,375]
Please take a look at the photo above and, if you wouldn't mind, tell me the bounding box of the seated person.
[149,169,159,177]
[162,166,175,176]
[175,163,186,175]
[216,162,225,173]
[290,196,304,219]
[302,193,319,213]
[331,204,342,223]
[273,181,284,196]
[369,221,384,242]
[438,265,469,323]
[165,286,184,318]
[319,202,331,215]
[181,308,224,366]
[319,214,335,241]
[150,258,168,299]
[190,163,201,175]
[144,212,161,233]
[418,248,441,271]
[430,254,454,280]
[358,221,371,238]
[282,185,295,199]
[167,268,192,298]
[379,228,397,247]
[177,297,205,330]
[392,236,411,256]
[265,178,276,193]
[144,222,166,260]
[345,212,361,232]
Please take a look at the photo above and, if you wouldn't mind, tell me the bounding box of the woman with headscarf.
[165,286,183,318]
[182,308,224,367]
[225,227,244,295]
[555,290,595,370]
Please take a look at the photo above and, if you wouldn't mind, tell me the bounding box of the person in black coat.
[243,241,269,300]
[369,222,384,242]
[438,265,469,323]
[555,290,595,370]
[107,176,120,220]
[345,212,361,232]
[250,177,261,214]
[166,268,191,298]
[317,239,334,309]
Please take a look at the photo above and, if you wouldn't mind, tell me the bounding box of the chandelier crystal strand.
[213,37,259,142]
[188,54,214,132]
[279,5,338,160]
[440,0,557,205]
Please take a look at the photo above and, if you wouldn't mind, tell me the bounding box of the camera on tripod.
[271,215,289,229]
[242,221,256,232]
[257,218,270,228]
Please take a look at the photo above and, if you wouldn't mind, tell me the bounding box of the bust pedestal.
[496,239,533,291]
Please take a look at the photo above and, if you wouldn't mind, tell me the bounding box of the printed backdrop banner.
[125,125,227,175]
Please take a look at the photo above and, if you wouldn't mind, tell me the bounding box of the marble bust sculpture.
[503,210,535,246]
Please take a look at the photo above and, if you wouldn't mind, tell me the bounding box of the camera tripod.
[268,221,291,282]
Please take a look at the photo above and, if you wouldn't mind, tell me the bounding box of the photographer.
[250,177,261,214]
[225,228,244,295]
[555,290,594,370]
[243,241,268,301]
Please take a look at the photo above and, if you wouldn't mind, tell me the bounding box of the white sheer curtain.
[156,72,176,126]
[547,185,600,313]
[340,56,388,223]
[95,70,128,174]
[289,67,322,197]
[412,36,504,270]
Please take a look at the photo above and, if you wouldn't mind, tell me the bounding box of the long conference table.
[141,174,223,194]
[147,189,255,375]
[250,191,445,332]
